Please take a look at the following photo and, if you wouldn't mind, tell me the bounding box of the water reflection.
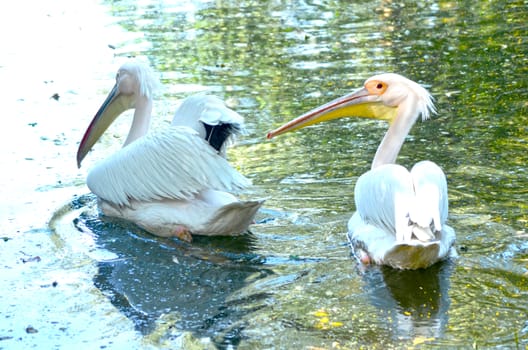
[362,262,453,342]
[73,196,272,347]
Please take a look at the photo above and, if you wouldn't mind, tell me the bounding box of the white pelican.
[267,73,456,269]
[77,61,263,242]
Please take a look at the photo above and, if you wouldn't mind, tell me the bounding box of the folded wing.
[353,161,449,242]
[354,164,415,241]
[86,126,251,206]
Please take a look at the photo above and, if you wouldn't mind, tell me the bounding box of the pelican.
[77,61,263,242]
[267,73,456,269]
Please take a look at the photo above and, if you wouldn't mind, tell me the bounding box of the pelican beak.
[267,87,396,139]
[76,84,132,168]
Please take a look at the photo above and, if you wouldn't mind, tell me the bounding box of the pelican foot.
[360,254,371,265]
[173,226,192,243]
[353,247,371,265]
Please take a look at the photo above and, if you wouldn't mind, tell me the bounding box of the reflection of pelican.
[362,262,453,341]
[77,61,263,242]
[267,73,456,269]
[77,209,271,340]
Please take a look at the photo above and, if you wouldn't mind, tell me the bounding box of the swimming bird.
[77,61,263,242]
[267,73,456,269]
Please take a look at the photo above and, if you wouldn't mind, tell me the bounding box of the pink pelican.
[77,61,263,242]
[267,73,456,269]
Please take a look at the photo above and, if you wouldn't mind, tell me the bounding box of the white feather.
[410,160,448,232]
[349,161,453,269]
[354,164,414,240]
[87,126,251,207]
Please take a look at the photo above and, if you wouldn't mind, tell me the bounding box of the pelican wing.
[86,126,251,206]
[354,162,449,242]
[354,164,415,241]
[172,95,244,129]
[171,95,245,155]
[409,160,449,231]
[186,95,243,127]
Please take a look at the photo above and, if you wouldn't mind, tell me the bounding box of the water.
[1,0,527,349]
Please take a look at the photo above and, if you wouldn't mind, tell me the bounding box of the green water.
[1,0,526,349]
[93,0,528,348]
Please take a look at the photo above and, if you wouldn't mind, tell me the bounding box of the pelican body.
[268,73,456,269]
[77,61,263,241]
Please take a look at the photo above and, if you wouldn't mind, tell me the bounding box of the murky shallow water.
[1,0,527,349]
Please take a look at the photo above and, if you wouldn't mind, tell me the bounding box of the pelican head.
[77,61,160,168]
[266,73,435,139]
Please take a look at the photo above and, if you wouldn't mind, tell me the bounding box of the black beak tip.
[76,153,83,169]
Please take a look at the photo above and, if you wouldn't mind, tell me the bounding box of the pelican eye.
[365,80,388,95]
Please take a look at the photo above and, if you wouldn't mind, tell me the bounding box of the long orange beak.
[266,87,396,139]
[76,84,132,168]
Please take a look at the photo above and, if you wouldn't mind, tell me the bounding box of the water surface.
[1,0,527,349]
